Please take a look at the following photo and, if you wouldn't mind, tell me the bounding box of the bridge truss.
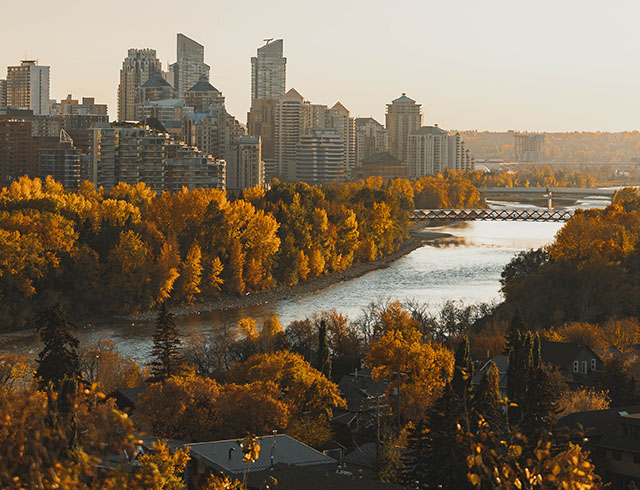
[411,208,575,222]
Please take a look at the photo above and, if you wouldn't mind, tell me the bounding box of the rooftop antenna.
[263,38,273,45]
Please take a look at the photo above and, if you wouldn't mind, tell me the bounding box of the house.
[342,442,378,480]
[111,386,147,412]
[185,434,337,489]
[540,339,602,386]
[334,368,388,445]
[559,406,640,489]
[472,340,603,393]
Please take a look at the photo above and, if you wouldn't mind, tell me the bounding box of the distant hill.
[457,130,640,163]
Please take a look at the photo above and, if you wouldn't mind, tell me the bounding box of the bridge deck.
[411,208,574,222]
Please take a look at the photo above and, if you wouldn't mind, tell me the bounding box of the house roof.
[541,339,601,369]
[141,75,172,89]
[471,356,508,390]
[343,442,377,468]
[337,368,388,413]
[558,406,640,440]
[246,463,407,490]
[187,434,336,475]
[360,152,404,166]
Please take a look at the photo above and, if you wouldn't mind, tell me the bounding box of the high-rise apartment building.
[185,75,224,113]
[170,34,210,98]
[57,95,108,117]
[408,126,475,177]
[90,125,225,192]
[514,132,545,162]
[39,130,81,189]
[355,117,388,165]
[6,60,50,115]
[296,128,345,185]
[226,137,264,191]
[273,88,311,181]
[247,98,277,163]
[328,102,356,174]
[385,93,422,163]
[251,39,286,104]
[0,119,38,183]
[117,49,162,122]
[0,80,7,109]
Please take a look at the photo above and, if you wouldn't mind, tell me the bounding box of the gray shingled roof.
[141,76,172,88]
[360,152,404,166]
[187,434,336,475]
[187,77,219,93]
[392,93,415,103]
[413,126,447,136]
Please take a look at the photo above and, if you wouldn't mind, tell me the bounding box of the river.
[0,195,611,363]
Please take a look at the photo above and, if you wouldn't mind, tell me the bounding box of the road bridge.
[478,187,616,197]
[411,208,575,222]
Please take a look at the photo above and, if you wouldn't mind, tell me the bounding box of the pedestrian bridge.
[411,208,574,222]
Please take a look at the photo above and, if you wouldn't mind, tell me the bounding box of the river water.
[0,195,611,363]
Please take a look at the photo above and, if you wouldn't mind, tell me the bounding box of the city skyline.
[2,0,640,132]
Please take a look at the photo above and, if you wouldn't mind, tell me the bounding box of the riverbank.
[121,234,439,322]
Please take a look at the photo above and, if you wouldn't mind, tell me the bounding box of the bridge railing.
[411,208,575,222]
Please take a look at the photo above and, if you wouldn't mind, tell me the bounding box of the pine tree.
[520,364,559,443]
[507,331,534,424]
[35,304,80,390]
[452,336,473,400]
[503,308,526,354]
[150,303,183,382]
[472,361,504,433]
[316,320,332,379]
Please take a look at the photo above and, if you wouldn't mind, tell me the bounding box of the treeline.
[465,165,600,188]
[0,173,483,330]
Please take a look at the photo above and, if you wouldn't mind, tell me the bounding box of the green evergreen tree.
[503,308,526,355]
[520,364,559,443]
[35,304,80,390]
[472,361,504,433]
[507,331,534,424]
[150,303,183,382]
[452,336,473,400]
[316,320,332,379]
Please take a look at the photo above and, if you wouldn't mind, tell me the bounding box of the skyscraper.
[385,93,422,163]
[355,117,388,165]
[408,125,475,177]
[251,39,286,104]
[170,34,210,98]
[273,88,310,181]
[296,128,345,185]
[328,102,356,174]
[117,49,162,122]
[6,60,50,115]
[247,98,277,163]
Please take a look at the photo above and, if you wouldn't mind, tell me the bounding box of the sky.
[2,0,639,132]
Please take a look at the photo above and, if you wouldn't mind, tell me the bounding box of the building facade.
[184,75,224,113]
[247,98,277,163]
[39,130,81,189]
[296,128,345,185]
[7,60,50,115]
[0,119,38,184]
[352,152,408,181]
[514,132,545,162]
[328,102,356,175]
[408,126,476,177]
[117,48,162,122]
[385,93,422,163]
[170,34,210,98]
[0,80,6,109]
[90,125,225,192]
[226,137,263,192]
[273,88,310,181]
[251,39,286,104]
[355,117,388,165]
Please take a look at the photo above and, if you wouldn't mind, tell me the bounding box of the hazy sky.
[2,0,639,132]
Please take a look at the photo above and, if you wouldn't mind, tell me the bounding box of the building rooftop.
[331,101,349,114]
[281,88,304,102]
[413,126,447,136]
[187,75,219,93]
[355,117,383,127]
[141,76,172,89]
[391,93,416,104]
[360,152,404,166]
[187,434,336,475]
